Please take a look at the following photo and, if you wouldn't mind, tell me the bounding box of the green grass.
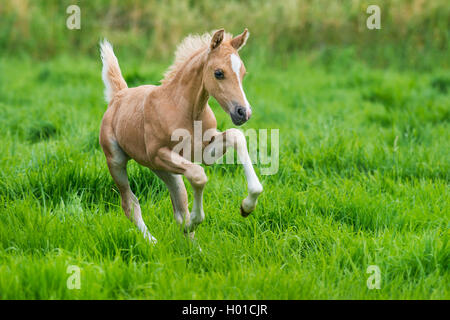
[0,51,448,299]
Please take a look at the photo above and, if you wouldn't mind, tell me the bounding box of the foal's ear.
[230,28,249,51]
[210,29,225,50]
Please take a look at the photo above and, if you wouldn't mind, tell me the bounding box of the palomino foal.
[99,29,262,243]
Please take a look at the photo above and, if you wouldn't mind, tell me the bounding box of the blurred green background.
[1,0,448,69]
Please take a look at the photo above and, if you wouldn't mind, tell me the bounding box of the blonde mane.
[161,30,233,84]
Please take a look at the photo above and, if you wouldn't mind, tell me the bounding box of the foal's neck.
[166,49,209,122]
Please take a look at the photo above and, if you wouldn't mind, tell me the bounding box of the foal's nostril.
[231,104,248,125]
[237,106,245,118]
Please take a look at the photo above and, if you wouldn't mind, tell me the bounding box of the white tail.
[100,39,127,104]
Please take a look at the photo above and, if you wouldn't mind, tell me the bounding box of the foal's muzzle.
[230,104,251,126]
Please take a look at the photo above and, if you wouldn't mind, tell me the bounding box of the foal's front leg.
[204,129,263,216]
[152,170,191,230]
[155,148,207,232]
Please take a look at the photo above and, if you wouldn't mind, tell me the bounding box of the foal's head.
[203,29,251,126]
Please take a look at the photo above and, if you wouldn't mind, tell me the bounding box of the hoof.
[240,204,252,217]
[186,231,195,240]
[145,233,158,245]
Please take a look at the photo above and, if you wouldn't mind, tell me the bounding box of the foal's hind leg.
[103,141,157,244]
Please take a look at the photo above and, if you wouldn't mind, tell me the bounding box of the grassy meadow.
[0,0,449,299]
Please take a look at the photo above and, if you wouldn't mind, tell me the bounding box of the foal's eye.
[214,69,224,80]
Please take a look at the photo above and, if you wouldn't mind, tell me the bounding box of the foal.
[99,29,262,243]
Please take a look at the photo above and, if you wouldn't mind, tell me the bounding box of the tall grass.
[0,51,448,299]
[0,0,449,69]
